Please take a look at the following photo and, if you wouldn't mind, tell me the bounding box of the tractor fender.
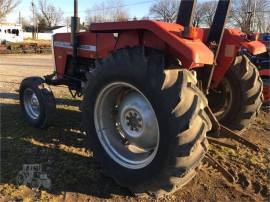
[91,20,214,68]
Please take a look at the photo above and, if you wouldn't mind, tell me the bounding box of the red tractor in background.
[248,51,270,106]
[247,34,270,106]
[260,69,270,105]
[19,0,266,197]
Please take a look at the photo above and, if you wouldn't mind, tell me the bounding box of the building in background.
[23,26,72,40]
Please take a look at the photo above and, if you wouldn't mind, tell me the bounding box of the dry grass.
[23,39,51,46]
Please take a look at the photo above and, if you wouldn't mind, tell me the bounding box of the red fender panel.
[91,20,214,68]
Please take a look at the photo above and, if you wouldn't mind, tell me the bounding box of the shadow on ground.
[0,93,132,199]
[0,92,80,107]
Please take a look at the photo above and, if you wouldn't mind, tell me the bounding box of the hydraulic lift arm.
[205,0,231,93]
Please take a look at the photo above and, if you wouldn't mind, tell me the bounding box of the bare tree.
[19,16,30,29]
[252,1,270,32]
[193,3,205,27]
[108,0,129,21]
[193,1,218,28]
[230,0,270,33]
[86,0,129,25]
[87,1,107,23]
[149,0,179,22]
[149,0,217,26]
[201,1,217,27]
[260,12,270,33]
[38,0,63,28]
[0,0,20,20]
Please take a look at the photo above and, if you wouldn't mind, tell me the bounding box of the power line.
[255,10,270,13]
[39,0,155,15]
[86,0,155,13]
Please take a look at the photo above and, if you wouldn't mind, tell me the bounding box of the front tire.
[82,47,212,197]
[208,55,263,132]
[19,77,56,128]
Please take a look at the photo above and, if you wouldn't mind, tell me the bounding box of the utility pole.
[66,18,69,32]
[252,0,257,32]
[71,0,80,76]
[31,0,36,39]
[249,0,257,32]
[19,11,21,24]
[36,10,39,39]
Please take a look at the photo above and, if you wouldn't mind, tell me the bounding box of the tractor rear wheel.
[19,77,56,128]
[82,47,212,197]
[208,55,263,132]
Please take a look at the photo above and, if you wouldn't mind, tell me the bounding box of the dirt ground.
[0,55,269,202]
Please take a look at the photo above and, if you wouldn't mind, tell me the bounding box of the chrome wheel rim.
[23,88,40,120]
[94,82,160,169]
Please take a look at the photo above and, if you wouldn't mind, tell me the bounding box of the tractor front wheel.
[82,47,212,197]
[208,55,263,132]
[19,77,56,128]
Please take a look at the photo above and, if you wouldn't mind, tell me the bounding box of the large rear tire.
[208,55,263,132]
[82,47,212,197]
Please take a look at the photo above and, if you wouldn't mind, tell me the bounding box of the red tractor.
[19,0,266,197]
[259,68,270,106]
[248,34,270,106]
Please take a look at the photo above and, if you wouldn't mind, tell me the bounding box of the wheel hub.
[24,88,40,120]
[117,92,158,150]
[208,78,233,120]
[31,95,39,108]
[124,109,143,134]
[94,82,160,169]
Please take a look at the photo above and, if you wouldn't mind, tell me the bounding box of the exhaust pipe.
[176,0,197,27]
[71,0,80,73]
